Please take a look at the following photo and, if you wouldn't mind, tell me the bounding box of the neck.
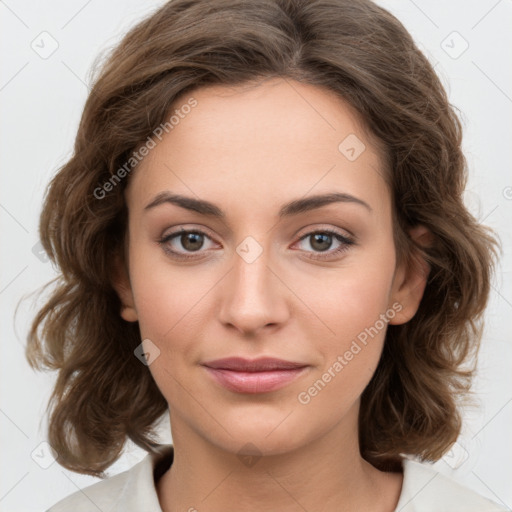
[156,405,403,512]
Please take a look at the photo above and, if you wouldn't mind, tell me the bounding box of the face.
[114,77,428,457]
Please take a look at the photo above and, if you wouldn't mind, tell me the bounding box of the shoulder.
[46,445,174,512]
[46,467,131,512]
[396,458,510,511]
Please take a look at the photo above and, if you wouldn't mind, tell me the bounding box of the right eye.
[158,228,218,260]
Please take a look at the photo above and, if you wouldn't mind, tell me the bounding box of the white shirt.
[46,444,509,511]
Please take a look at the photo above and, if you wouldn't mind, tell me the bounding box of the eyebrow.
[144,191,372,218]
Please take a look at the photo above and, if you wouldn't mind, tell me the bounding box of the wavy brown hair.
[25,0,499,477]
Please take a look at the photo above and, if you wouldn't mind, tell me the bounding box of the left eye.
[293,230,355,260]
[295,230,352,254]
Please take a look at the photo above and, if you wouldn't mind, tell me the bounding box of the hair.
[25,0,499,477]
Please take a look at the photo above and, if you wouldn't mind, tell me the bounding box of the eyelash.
[157,227,355,261]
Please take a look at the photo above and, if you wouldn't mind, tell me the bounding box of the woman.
[27,0,506,510]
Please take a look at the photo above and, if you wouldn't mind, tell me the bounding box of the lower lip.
[203,366,308,394]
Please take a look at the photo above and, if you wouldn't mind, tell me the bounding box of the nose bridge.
[218,235,288,334]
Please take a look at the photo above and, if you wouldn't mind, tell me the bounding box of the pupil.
[182,233,203,251]
[312,233,331,252]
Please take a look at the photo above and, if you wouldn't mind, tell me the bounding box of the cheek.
[298,254,396,392]
[303,257,396,341]
[129,265,214,401]
[128,243,220,367]
[296,292,391,414]
[132,268,211,342]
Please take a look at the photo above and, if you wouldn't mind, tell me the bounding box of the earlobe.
[388,225,433,325]
[120,303,138,323]
[111,253,138,323]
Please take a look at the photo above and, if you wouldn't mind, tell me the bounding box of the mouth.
[201,357,309,394]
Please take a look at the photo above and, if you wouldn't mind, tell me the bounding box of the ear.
[111,252,138,323]
[388,225,433,325]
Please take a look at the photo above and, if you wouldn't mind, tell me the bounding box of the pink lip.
[202,357,309,394]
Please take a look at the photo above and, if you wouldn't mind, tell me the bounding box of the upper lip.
[202,357,308,372]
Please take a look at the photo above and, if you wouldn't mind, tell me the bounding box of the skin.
[113,77,430,512]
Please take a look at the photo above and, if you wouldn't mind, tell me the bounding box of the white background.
[1,0,511,510]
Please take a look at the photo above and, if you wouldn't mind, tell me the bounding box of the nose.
[217,242,290,336]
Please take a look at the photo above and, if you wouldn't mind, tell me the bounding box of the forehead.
[126,78,390,219]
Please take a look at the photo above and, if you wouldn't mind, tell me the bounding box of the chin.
[213,433,306,460]
[197,411,313,457]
